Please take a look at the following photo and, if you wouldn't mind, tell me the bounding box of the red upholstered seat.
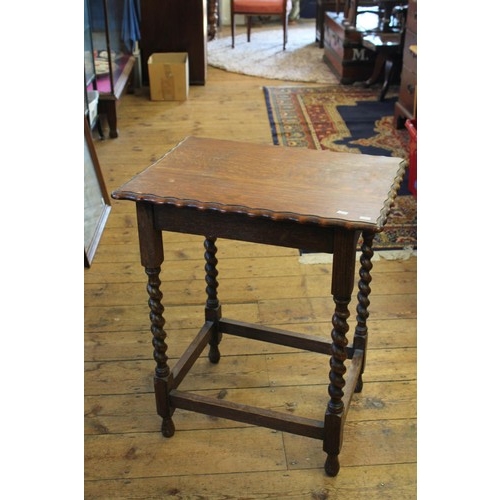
[231,0,292,50]
[233,0,288,14]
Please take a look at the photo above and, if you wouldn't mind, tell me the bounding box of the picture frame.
[84,117,111,267]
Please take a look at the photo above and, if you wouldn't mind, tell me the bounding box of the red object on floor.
[405,119,417,197]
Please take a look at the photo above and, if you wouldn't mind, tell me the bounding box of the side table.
[111,136,406,476]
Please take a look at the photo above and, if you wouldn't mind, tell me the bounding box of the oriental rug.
[263,85,417,254]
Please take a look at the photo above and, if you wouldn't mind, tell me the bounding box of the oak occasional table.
[111,136,406,477]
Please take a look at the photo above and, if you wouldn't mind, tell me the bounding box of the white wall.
[220,0,230,25]
[219,0,245,26]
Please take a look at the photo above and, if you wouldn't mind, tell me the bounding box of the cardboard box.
[148,53,189,101]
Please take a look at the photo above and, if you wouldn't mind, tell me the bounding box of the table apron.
[152,203,364,254]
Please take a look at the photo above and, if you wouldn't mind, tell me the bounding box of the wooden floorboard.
[84,66,417,498]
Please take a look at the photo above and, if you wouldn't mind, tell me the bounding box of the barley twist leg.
[324,296,351,477]
[145,266,175,437]
[353,231,374,393]
[204,237,222,363]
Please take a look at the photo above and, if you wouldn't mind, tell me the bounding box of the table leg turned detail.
[204,237,222,363]
[322,230,360,477]
[328,297,350,415]
[145,266,175,437]
[324,294,350,476]
[353,231,374,393]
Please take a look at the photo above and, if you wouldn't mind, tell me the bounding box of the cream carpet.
[207,20,340,83]
[298,248,417,264]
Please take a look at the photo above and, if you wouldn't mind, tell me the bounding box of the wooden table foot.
[161,417,176,437]
[208,345,221,363]
[324,454,340,477]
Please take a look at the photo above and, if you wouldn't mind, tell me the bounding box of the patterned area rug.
[264,85,417,251]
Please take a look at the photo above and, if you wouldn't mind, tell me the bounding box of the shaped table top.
[112,136,406,231]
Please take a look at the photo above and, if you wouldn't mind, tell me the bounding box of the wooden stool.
[111,136,406,477]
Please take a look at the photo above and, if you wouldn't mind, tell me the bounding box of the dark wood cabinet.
[140,0,207,86]
[394,0,416,128]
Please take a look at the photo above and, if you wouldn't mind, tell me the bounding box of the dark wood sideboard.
[394,0,416,128]
[140,0,208,86]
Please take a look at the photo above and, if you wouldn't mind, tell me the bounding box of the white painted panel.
[220,0,245,26]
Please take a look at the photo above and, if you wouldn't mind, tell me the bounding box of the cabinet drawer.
[398,68,417,115]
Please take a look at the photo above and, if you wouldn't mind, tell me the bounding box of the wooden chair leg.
[246,15,252,42]
[231,12,235,48]
[318,6,325,48]
[283,16,287,50]
[378,58,393,101]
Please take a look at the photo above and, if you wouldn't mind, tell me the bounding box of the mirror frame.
[84,117,111,267]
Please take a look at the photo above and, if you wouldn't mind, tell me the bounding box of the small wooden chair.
[231,0,293,51]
